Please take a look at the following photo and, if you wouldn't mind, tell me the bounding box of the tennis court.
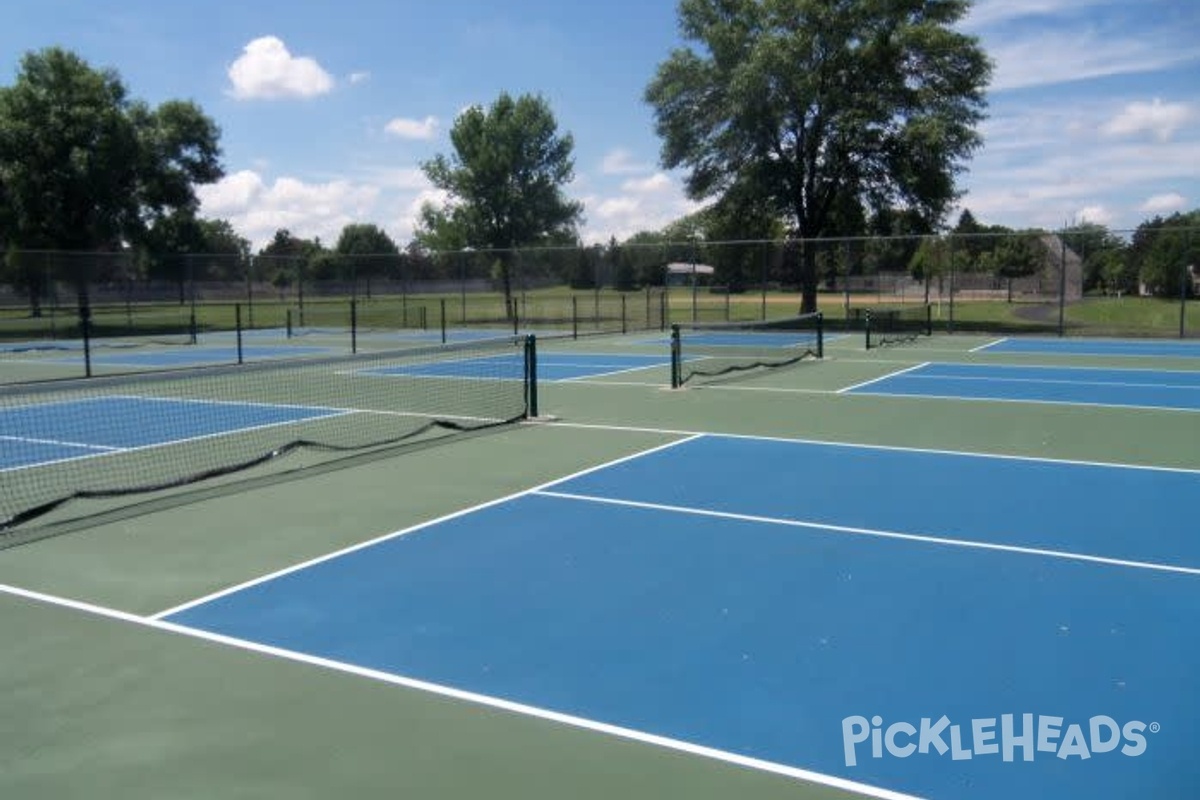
[974,337,1200,359]
[0,395,344,471]
[843,362,1200,412]
[1,326,1197,800]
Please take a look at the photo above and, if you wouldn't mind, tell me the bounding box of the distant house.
[665,262,716,287]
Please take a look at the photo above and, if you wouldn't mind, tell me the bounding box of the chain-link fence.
[2,230,1196,359]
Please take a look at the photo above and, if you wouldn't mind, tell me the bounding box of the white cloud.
[1102,99,1192,142]
[348,71,371,85]
[198,170,380,250]
[601,148,652,175]
[1140,192,1188,214]
[964,0,1122,29]
[1075,205,1114,225]
[384,116,440,140]
[227,36,334,100]
[987,29,1196,92]
[621,173,673,194]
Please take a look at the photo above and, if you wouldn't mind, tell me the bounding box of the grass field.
[3,284,1195,345]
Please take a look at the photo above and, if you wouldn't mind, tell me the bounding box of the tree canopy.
[645,0,991,310]
[0,47,223,253]
[417,92,583,312]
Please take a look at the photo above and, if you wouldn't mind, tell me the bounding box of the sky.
[2,0,1198,250]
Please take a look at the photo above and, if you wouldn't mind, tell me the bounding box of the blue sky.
[2,0,1198,249]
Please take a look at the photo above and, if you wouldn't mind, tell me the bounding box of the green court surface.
[2,328,1197,799]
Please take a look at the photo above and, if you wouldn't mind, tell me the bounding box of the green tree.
[0,47,222,308]
[1061,222,1127,293]
[986,232,1043,303]
[645,0,991,312]
[417,92,583,316]
[1134,211,1200,297]
[334,223,400,292]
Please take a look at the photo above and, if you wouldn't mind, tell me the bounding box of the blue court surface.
[362,352,671,382]
[845,362,1200,412]
[164,435,1199,800]
[0,395,343,471]
[976,337,1200,358]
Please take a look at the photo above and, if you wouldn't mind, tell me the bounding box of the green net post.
[79,301,93,378]
[572,296,579,340]
[621,294,628,335]
[816,312,824,358]
[524,334,539,418]
[440,298,447,344]
[864,309,874,350]
[670,324,682,389]
[512,301,519,336]
[235,304,244,365]
[350,298,358,354]
[925,302,933,336]
[286,309,293,339]
[189,310,198,345]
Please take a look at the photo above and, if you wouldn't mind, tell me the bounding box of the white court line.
[969,338,1007,353]
[848,389,1200,415]
[901,372,1200,392]
[537,422,1200,475]
[150,434,704,620]
[836,362,931,394]
[0,582,922,800]
[0,434,122,453]
[535,490,1200,577]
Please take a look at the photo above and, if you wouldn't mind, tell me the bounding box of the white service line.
[535,490,1200,577]
[836,362,931,394]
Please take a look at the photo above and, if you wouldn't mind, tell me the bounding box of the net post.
[572,296,578,340]
[660,288,668,331]
[79,301,93,378]
[621,294,628,335]
[440,298,447,344]
[286,309,293,339]
[235,303,244,365]
[512,300,519,336]
[189,310,198,345]
[670,323,682,389]
[350,298,358,354]
[524,334,539,418]
[816,312,824,359]
[864,309,873,350]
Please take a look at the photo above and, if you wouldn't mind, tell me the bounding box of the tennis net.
[863,305,933,349]
[0,335,535,531]
[670,314,824,388]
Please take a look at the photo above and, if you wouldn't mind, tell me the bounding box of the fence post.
[1057,232,1068,337]
[236,303,244,365]
[79,300,92,378]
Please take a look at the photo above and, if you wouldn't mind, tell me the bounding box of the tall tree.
[0,49,221,253]
[0,48,222,309]
[645,0,991,311]
[417,92,583,315]
[334,223,400,289]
